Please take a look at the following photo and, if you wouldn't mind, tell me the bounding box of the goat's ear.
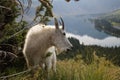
[54,18,59,29]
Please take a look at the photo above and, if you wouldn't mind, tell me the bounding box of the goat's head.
[51,17,73,53]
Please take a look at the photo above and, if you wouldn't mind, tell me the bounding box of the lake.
[26,0,120,47]
[59,15,120,47]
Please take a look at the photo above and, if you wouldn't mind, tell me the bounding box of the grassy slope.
[94,9,120,37]
[111,9,120,27]
[105,9,120,27]
[111,9,120,15]
[1,53,120,80]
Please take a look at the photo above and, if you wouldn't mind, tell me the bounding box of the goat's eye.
[63,32,66,36]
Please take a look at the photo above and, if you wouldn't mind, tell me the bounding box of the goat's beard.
[56,48,66,54]
[55,48,62,54]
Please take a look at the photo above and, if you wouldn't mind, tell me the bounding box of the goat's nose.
[67,48,72,52]
[67,48,70,52]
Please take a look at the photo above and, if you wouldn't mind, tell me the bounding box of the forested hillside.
[59,37,120,65]
[94,9,120,37]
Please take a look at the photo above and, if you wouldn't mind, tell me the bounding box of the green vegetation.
[111,9,120,15]
[112,22,120,27]
[94,9,120,37]
[0,0,29,53]
[0,53,120,80]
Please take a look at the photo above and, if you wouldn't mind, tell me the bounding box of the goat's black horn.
[54,17,59,29]
[60,17,64,30]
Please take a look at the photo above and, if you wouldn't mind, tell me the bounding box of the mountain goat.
[23,17,72,71]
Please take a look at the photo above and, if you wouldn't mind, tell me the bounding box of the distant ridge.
[106,8,120,16]
[111,8,120,14]
[90,8,120,17]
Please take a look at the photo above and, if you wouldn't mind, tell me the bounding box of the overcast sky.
[25,0,120,22]
[53,0,120,16]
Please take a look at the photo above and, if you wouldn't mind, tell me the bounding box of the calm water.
[54,15,120,47]
[26,0,120,47]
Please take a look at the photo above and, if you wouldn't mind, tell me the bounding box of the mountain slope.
[93,9,120,37]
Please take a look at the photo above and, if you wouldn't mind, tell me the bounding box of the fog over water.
[66,33,120,47]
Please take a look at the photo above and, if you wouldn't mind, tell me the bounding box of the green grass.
[112,9,120,15]
[112,22,120,27]
[0,53,120,80]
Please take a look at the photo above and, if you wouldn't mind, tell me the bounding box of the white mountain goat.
[23,18,72,71]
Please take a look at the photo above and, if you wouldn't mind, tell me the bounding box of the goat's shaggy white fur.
[43,46,57,73]
[23,24,55,68]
